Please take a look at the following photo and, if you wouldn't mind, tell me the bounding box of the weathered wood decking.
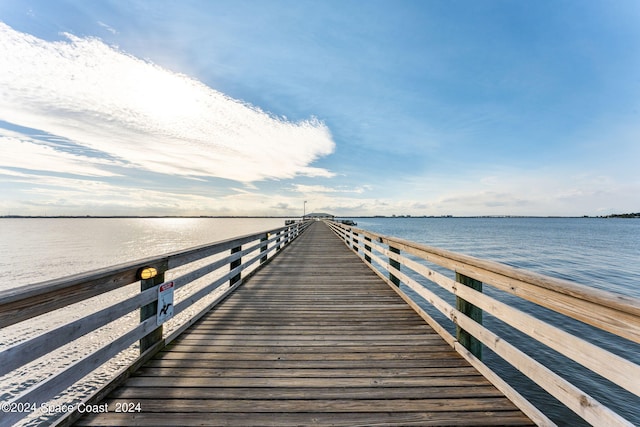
[76,222,532,426]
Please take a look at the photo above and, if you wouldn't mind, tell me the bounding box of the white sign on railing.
[157,281,175,325]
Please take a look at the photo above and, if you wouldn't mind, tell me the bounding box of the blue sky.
[1,0,639,216]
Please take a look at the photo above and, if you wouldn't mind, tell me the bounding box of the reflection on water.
[0,217,285,288]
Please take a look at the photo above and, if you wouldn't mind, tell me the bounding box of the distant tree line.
[604,212,640,218]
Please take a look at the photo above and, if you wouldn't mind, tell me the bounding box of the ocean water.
[354,217,640,298]
[0,217,286,288]
[1,217,639,426]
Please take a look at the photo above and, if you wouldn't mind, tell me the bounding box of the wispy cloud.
[0,168,283,216]
[97,21,118,35]
[0,23,335,183]
[0,135,115,176]
[0,129,120,177]
[291,184,371,194]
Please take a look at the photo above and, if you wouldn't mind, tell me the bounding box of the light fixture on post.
[138,266,158,280]
[303,200,307,219]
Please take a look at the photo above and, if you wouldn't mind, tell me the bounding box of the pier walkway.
[76,222,532,426]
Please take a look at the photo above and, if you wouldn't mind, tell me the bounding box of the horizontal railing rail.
[0,220,311,427]
[326,220,640,427]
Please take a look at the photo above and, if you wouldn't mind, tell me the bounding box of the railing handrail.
[0,222,308,329]
[327,222,640,341]
[381,232,639,317]
[326,220,640,427]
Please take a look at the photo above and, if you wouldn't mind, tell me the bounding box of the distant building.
[304,212,335,221]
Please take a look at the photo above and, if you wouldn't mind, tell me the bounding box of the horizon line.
[1,214,637,219]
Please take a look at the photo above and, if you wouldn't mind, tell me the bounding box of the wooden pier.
[75,222,532,426]
[3,219,639,426]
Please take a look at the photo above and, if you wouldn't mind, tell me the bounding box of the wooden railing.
[326,220,640,427]
[0,220,310,426]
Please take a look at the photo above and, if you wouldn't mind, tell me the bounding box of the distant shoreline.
[0,215,293,219]
[1,214,638,219]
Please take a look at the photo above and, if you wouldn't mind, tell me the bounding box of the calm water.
[0,217,286,288]
[354,217,640,298]
[1,217,639,425]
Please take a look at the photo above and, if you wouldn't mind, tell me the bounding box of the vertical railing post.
[260,234,268,264]
[455,272,483,360]
[389,245,401,287]
[352,230,359,251]
[139,262,167,354]
[276,231,281,251]
[230,245,242,286]
[364,236,372,263]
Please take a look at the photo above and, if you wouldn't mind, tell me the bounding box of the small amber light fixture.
[138,267,158,280]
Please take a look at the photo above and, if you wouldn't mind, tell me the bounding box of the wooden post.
[456,272,483,360]
[260,234,268,264]
[139,263,167,354]
[276,231,281,251]
[389,246,401,287]
[230,245,242,286]
[352,231,359,251]
[364,236,372,263]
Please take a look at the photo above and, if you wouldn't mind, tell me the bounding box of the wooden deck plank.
[75,411,532,427]
[118,376,491,388]
[132,367,482,378]
[101,397,522,412]
[157,351,458,360]
[75,221,533,426]
[143,358,471,369]
[159,344,455,354]
[109,385,506,399]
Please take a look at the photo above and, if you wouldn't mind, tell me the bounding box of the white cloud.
[0,169,257,215]
[393,169,640,217]
[292,184,371,194]
[0,23,335,183]
[0,131,120,177]
[0,167,323,216]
